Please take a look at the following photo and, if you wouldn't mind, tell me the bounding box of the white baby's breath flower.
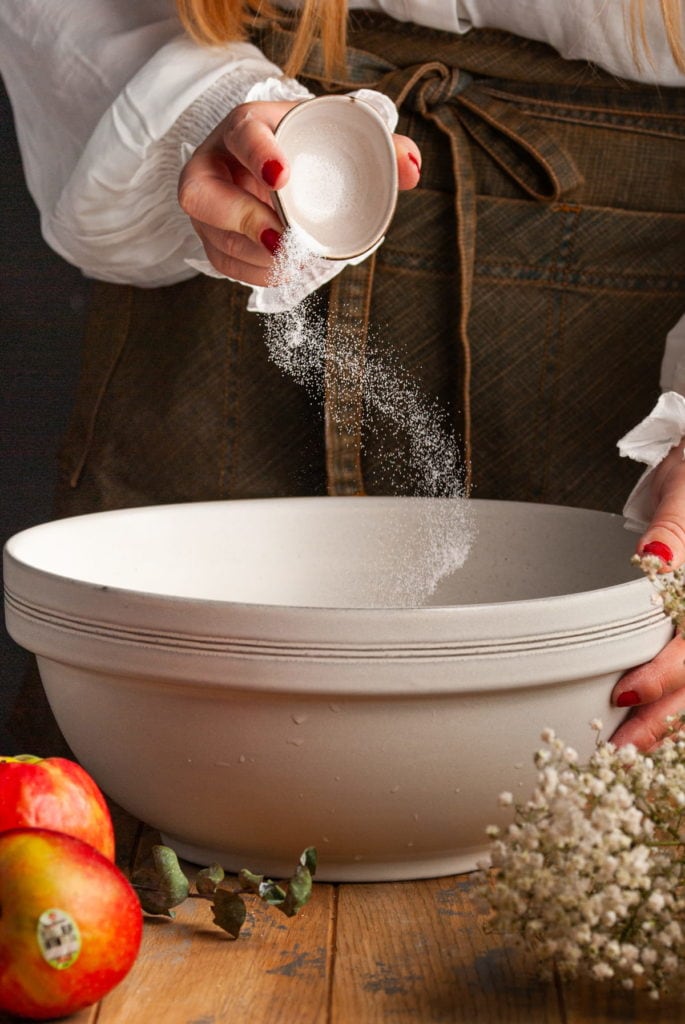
[479,725,685,999]
[617,744,639,765]
[635,554,685,633]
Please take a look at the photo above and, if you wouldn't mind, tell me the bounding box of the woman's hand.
[178,99,422,287]
[611,439,685,749]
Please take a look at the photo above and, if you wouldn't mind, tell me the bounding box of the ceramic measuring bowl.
[3,497,671,882]
[272,94,398,259]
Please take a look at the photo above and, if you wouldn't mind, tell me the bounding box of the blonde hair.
[174,0,348,77]
[176,0,684,76]
[629,0,685,73]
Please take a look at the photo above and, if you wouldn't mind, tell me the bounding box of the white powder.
[264,229,476,607]
[289,151,351,224]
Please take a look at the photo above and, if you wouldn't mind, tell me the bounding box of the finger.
[610,685,685,751]
[221,103,294,191]
[198,235,276,288]
[637,440,685,570]
[393,135,422,190]
[612,631,682,708]
[193,223,275,270]
[178,155,283,251]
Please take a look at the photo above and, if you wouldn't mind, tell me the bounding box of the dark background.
[1,78,87,751]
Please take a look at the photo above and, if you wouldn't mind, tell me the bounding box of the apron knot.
[402,64,474,111]
[380,61,581,203]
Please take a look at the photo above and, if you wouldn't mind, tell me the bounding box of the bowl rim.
[3,497,661,646]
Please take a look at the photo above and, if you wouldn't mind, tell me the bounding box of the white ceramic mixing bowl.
[3,498,670,881]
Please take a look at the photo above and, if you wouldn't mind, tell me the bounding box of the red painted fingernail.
[260,228,282,255]
[261,159,283,188]
[642,540,674,563]
[616,690,641,708]
[408,152,421,175]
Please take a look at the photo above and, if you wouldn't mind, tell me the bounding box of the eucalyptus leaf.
[152,845,191,902]
[238,867,264,893]
[279,864,313,918]
[130,866,177,917]
[258,880,287,906]
[300,847,318,876]
[211,889,247,938]
[131,845,190,916]
[196,863,225,895]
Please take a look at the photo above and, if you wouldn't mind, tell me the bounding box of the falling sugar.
[263,228,475,606]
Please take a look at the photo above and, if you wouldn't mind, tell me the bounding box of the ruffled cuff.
[618,391,685,531]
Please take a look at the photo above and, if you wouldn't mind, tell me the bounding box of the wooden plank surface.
[1,812,683,1023]
[97,875,335,1024]
[563,974,685,1023]
[329,875,560,1024]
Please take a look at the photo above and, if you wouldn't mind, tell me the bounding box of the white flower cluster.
[481,723,685,999]
[632,552,685,635]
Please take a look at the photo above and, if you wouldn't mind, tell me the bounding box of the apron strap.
[324,254,377,495]
[67,283,133,489]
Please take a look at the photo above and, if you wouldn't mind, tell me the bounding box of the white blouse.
[2,1,683,523]
[0,0,679,290]
[1,0,683,290]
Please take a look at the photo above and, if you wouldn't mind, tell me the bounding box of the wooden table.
[4,803,684,1024]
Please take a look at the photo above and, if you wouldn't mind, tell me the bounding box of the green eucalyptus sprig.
[131,844,317,939]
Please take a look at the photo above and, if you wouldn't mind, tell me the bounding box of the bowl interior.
[274,96,398,259]
[6,497,638,610]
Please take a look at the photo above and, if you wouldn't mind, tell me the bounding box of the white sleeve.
[366,1,470,33]
[47,36,306,288]
[0,1,308,288]
[618,314,685,531]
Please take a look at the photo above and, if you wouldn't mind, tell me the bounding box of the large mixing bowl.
[3,497,670,881]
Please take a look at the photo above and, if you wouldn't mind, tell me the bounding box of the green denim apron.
[55,14,685,517]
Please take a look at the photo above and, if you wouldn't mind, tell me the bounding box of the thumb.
[637,444,685,570]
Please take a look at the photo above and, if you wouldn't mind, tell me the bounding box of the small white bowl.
[273,95,398,259]
[3,498,671,881]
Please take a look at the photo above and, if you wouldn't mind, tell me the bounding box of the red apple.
[0,828,142,1019]
[0,755,115,860]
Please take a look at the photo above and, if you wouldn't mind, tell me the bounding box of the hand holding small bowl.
[178,96,421,285]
